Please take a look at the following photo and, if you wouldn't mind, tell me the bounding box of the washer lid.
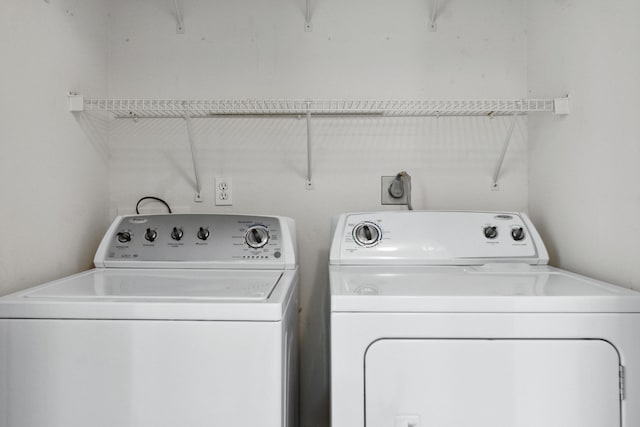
[0,268,296,321]
[330,265,640,313]
[24,269,281,301]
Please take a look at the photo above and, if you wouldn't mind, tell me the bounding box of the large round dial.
[483,225,498,239]
[352,222,382,247]
[245,225,269,249]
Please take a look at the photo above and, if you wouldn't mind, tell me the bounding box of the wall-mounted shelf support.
[305,107,314,189]
[491,113,518,190]
[305,0,313,31]
[183,113,203,202]
[174,0,185,34]
[429,0,440,32]
[68,92,84,111]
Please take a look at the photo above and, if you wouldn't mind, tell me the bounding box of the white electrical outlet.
[215,177,233,206]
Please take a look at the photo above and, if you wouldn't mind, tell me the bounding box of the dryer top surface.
[330,265,640,313]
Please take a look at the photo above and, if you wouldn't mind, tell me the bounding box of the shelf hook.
[491,113,518,190]
[429,0,439,32]
[174,0,185,34]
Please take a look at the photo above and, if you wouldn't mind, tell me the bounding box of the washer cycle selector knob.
[144,228,157,242]
[116,231,132,243]
[353,222,382,247]
[245,225,270,249]
[483,226,498,239]
[511,226,526,241]
[197,227,210,241]
[171,227,184,241]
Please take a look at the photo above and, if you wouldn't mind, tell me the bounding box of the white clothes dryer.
[329,211,640,427]
[0,214,298,427]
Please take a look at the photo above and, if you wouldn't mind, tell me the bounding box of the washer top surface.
[0,268,296,321]
[22,269,282,301]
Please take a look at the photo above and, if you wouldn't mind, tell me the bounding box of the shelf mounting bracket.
[305,105,314,189]
[304,0,313,31]
[429,0,439,32]
[491,113,518,190]
[184,113,203,202]
[174,0,185,34]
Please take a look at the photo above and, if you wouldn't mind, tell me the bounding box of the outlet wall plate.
[381,176,408,205]
[215,177,233,206]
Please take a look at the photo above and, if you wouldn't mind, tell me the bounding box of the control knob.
[197,227,210,241]
[116,231,132,243]
[353,222,382,247]
[483,226,498,239]
[245,225,269,249]
[144,228,157,242]
[511,227,526,241]
[171,227,184,241]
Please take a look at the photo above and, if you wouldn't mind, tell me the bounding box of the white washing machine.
[0,213,298,427]
[329,211,640,427]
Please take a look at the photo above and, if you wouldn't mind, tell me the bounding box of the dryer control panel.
[95,214,296,269]
[329,211,548,266]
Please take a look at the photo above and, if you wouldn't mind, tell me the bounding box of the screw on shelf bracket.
[184,113,203,202]
[429,0,439,31]
[174,0,185,34]
[304,0,313,31]
[491,113,518,190]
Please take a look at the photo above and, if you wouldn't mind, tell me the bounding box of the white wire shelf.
[68,94,569,197]
[76,98,565,118]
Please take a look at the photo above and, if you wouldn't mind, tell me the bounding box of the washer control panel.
[330,211,548,265]
[97,214,291,267]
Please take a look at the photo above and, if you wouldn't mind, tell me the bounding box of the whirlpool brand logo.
[129,217,148,224]
[494,214,513,220]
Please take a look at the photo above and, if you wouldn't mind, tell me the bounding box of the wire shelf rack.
[69,95,568,196]
[80,98,558,118]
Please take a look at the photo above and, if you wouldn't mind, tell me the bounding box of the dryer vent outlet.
[381,176,408,205]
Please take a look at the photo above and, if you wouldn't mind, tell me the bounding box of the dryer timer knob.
[353,222,382,247]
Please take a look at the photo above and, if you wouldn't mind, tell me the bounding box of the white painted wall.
[527,1,640,289]
[0,1,110,295]
[2,1,638,425]
[106,1,529,425]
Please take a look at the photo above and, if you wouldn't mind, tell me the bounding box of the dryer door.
[365,339,621,427]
